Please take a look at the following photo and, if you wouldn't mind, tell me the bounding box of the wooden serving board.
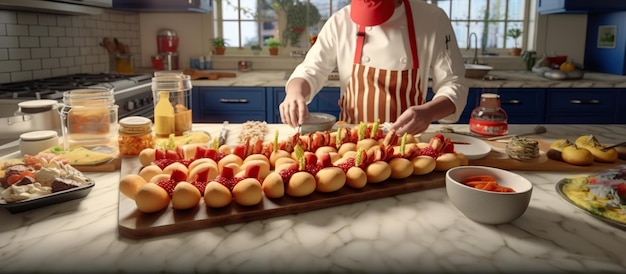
[470,139,626,172]
[117,157,446,239]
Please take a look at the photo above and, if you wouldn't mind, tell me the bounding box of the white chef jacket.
[286,0,469,124]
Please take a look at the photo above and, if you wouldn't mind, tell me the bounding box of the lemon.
[560,61,576,72]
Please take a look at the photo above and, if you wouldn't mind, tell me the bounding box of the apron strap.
[353,1,419,69]
[354,25,366,64]
[403,0,418,69]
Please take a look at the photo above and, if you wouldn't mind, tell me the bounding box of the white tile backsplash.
[0,10,141,84]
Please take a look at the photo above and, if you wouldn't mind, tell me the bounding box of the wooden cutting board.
[470,139,626,172]
[117,158,447,239]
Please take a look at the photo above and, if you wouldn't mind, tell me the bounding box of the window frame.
[212,0,534,57]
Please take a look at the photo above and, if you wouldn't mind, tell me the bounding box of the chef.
[279,0,469,135]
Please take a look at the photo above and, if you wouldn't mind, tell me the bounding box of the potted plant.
[212,37,227,55]
[250,44,262,55]
[506,28,522,56]
[265,37,281,56]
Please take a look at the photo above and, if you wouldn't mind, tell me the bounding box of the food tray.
[0,179,95,214]
[117,157,447,239]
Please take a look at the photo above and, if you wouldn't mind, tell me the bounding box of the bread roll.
[286,172,316,197]
[262,172,285,198]
[365,161,391,183]
[345,166,367,189]
[204,181,232,208]
[172,182,201,210]
[434,153,461,171]
[411,156,436,175]
[119,174,147,200]
[315,167,346,192]
[135,183,170,213]
[389,158,414,179]
[232,178,263,206]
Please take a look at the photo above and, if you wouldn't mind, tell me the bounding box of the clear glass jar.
[151,73,193,136]
[59,87,119,149]
[469,92,508,136]
[118,116,153,156]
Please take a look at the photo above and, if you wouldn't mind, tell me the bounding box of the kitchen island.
[1,124,625,273]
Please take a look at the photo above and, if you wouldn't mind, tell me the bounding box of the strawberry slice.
[166,149,179,160]
[232,145,247,159]
[154,149,166,160]
[194,146,209,159]
[170,168,188,182]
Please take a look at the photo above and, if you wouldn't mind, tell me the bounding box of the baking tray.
[0,179,95,214]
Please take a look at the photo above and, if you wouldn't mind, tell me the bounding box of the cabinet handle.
[501,100,520,105]
[220,98,248,103]
[570,99,600,104]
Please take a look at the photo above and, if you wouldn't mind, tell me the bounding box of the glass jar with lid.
[469,92,508,137]
[151,72,193,136]
[59,87,119,149]
[118,116,153,156]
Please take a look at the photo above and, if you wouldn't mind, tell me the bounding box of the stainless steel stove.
[0,73,155,144]
[0,73,155,119]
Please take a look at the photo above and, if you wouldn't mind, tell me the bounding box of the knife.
[218,121,229,146]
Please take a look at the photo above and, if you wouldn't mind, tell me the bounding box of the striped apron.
[339,0,423,124]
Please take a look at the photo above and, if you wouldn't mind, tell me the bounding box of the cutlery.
[218,121,229,146]
[486,125,547,141]
[601,141,626,152]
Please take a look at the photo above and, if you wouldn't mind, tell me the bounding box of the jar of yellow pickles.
[118,116,153,156]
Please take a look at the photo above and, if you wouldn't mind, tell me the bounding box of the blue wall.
[584,12,626,75]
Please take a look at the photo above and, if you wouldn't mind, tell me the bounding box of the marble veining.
[0,124,626,273]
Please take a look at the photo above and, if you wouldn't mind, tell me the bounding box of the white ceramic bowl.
[301,112,337,133]
[446,166,533,224]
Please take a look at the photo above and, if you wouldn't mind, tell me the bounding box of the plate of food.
[0,154,95,214]
[419,132,491,160]
[555,165,626,230]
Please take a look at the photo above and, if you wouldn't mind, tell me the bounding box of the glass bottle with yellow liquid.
[153,91,175,137]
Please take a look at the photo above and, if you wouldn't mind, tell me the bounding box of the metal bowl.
[300,112,337,133]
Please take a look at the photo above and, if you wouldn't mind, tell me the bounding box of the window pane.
[437,1,451,15]
[223,21,241,47]
[469,0,487,20]
[507,0,524,20]
[240,0,258,20]
[489,0,507,21]
[241,21,260,47]
[452,21,468,49]
[222,1,239,20]
[486,21,505,48]
[450,0,469,20]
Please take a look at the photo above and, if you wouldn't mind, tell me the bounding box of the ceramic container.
[446,166,533,224]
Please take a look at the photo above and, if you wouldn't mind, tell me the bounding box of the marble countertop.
[1,124,626,273]
[190,70,626,89]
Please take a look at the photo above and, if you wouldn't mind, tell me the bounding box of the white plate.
[419,132,491,160]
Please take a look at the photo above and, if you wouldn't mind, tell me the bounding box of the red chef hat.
[350,0,396,26]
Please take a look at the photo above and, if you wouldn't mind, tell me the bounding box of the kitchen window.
[213,0,530,54]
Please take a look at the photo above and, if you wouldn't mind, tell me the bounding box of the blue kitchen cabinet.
[498,88,547,124]
[614,89,626,124]
[428,88,545,124]
[192,87,267,123]
[269,87,340,123]
[545,88,618,124]
[537,0,626,14]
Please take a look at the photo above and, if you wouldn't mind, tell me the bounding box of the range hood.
[112,0,211,13]
[0,0,109,15]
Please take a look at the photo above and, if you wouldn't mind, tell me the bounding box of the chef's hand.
[389,105,434,136]
[279,88,309,128]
